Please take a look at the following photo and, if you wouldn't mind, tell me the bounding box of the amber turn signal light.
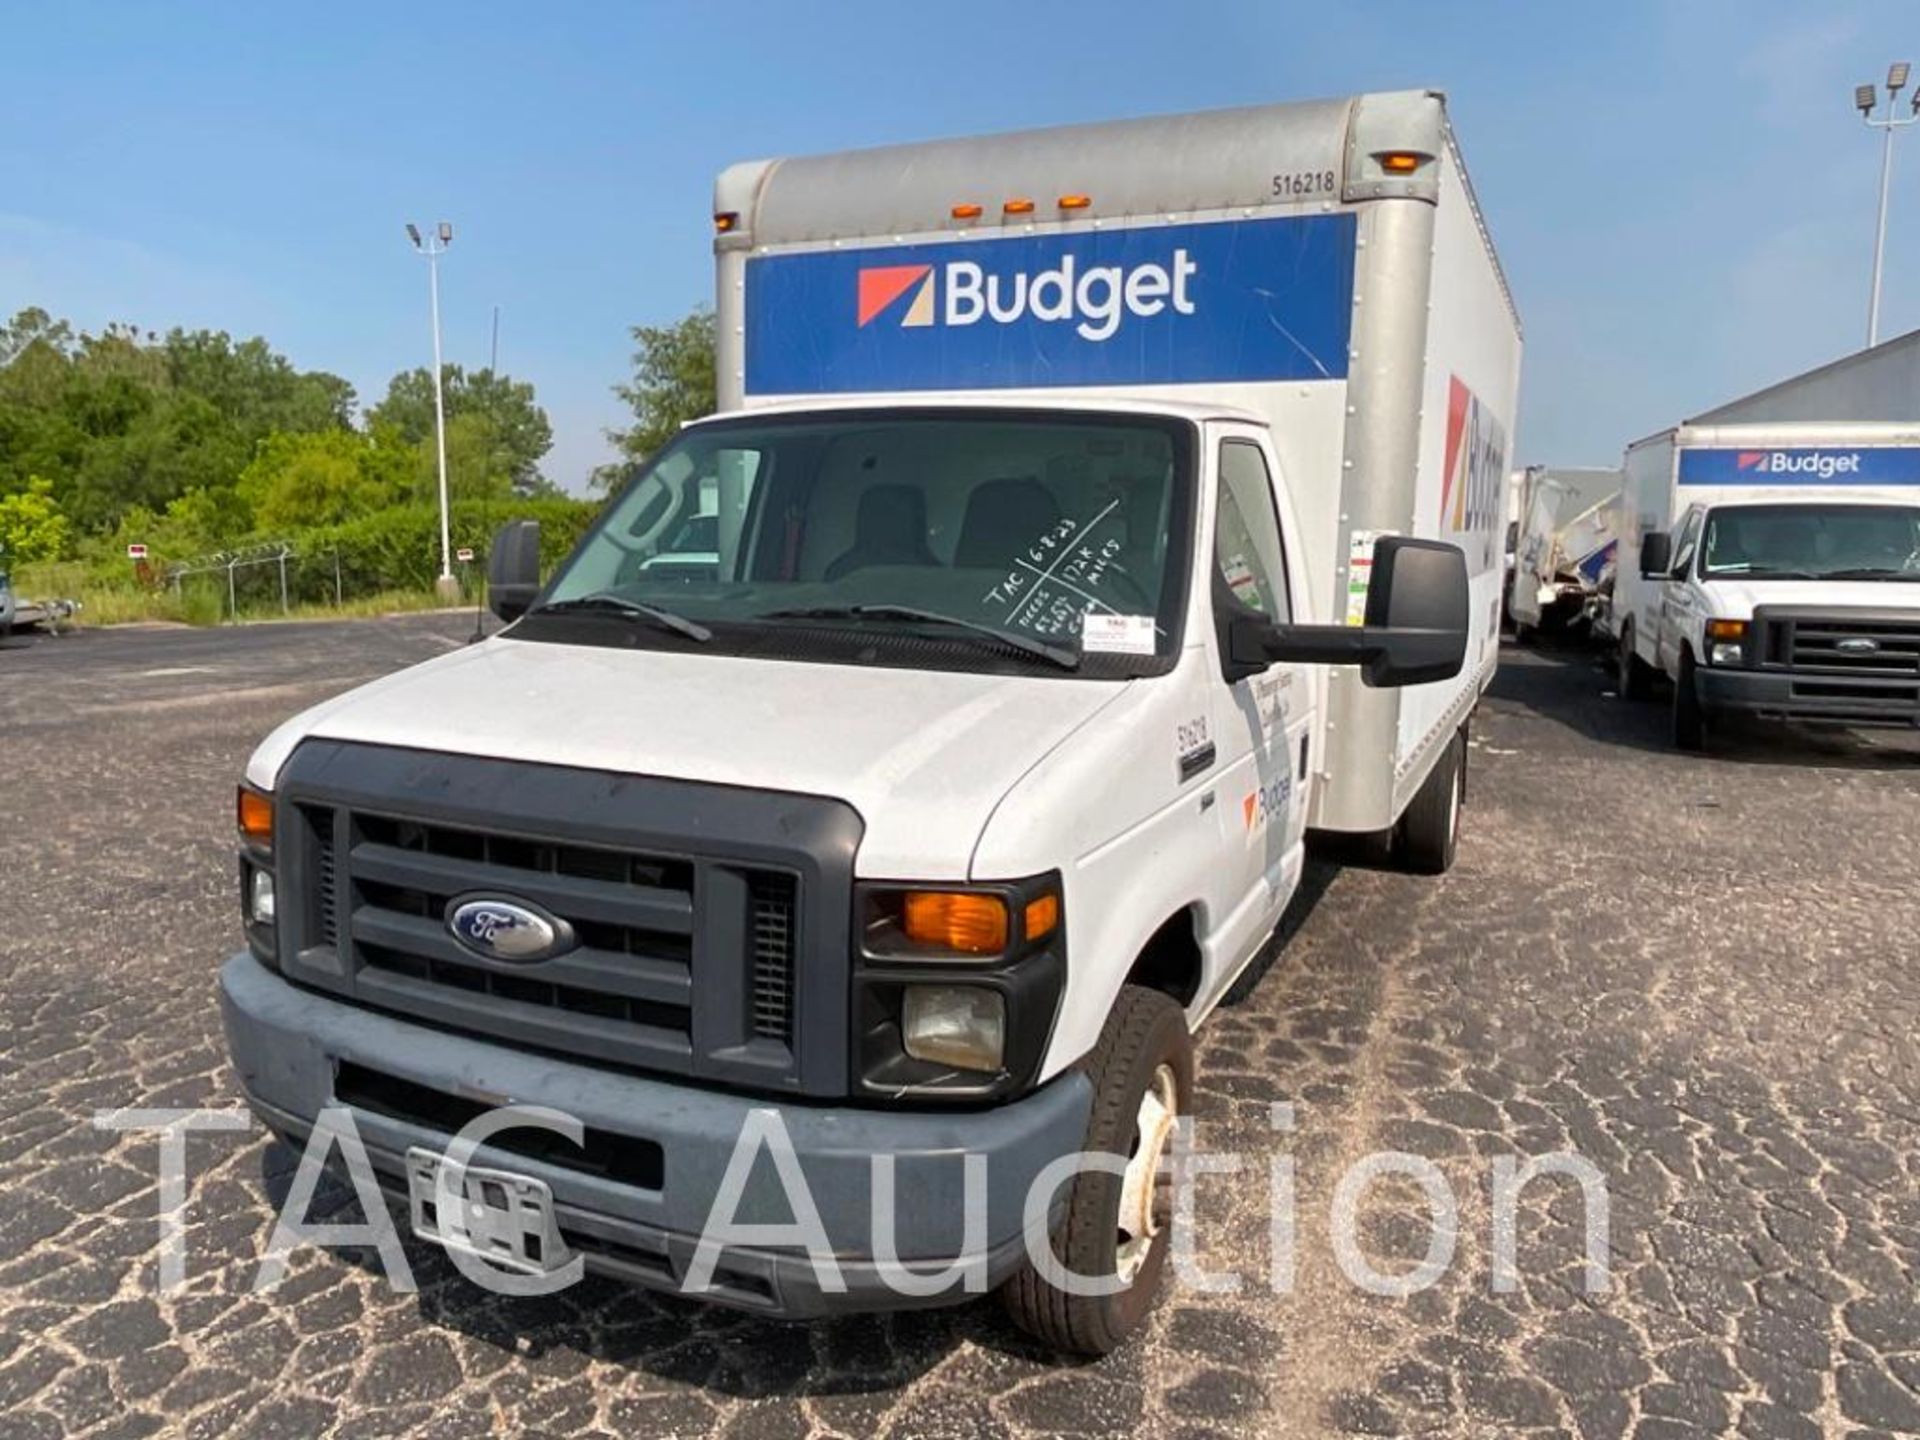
[1706,619,1749,642]
[713,211,739,234]
[1003,197,1035,215]
[236,786,273,850]
[1377,151,1426,175]
[1023,893,1060,942]
[951,203,983,220]
[903,892,1009,954]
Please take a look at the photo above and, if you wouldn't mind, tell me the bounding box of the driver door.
[1655,505,1704,674]
[1207,434,1314,968]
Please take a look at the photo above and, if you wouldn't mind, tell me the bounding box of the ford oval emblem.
[445,895,573,963]
[1835,637,1881,655]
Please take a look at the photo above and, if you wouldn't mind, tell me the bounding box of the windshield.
[1699,504,1920,580]
[524,409,1194,675]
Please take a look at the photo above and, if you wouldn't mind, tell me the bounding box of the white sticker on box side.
[1345,530,1385,627]
[1082,613,1157,655]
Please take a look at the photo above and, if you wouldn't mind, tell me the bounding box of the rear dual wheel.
[1618,623,1654,701]
[1397,726,1466,875]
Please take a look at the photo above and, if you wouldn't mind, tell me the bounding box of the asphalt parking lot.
[3,614,1919,1440]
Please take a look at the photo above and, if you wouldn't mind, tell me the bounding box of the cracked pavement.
[2,615,1918,1438]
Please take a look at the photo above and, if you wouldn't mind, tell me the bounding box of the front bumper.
[219,953,1091,1318]
[1694,666,1920,727]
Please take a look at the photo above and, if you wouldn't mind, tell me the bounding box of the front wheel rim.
[1114,1063,1179,1287]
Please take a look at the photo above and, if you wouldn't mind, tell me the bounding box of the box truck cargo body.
[219,91,1519,1352]
[1616,421,1920,745]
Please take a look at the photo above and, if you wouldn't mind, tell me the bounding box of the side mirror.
[1228,536,1470,688]
[487,520,542,622]
[1638,532,1672,579]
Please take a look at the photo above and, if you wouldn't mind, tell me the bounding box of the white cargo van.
[219,91,1520,1352]
[1616,422,1920,748]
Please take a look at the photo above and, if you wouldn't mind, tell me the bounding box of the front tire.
[1000,987,1192,1355]
[1673,650,1710,752]
[1397,727,1465,875]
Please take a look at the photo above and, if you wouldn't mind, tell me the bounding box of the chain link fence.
[161,541,481,622]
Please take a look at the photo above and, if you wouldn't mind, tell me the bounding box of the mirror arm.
[1255,623,1383,667]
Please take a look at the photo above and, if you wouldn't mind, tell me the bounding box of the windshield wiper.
[755,604,1080,670]
[1817,567,1920,581]
[533,592,712,641]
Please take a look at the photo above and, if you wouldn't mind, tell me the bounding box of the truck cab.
[1638,494,1920,748]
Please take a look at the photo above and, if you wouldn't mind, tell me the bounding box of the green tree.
[602,308,715,488]
[156,485,255,555]
[161,329,355,435]
[0,307,75,368]
[369,366,553,494]
[236,428,413,533]
[0,308,354,534]
[0,477,71,563]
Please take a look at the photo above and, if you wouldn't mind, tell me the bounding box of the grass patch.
[13,562,470,628]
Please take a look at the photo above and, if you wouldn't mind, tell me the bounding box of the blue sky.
[4,1,1916,490]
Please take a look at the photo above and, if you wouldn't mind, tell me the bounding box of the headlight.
[1706,619,1748,666]
[249,869,277,925]
[237,783,276,965]
[853,875,1064,1101]
[902,986,1006,1072]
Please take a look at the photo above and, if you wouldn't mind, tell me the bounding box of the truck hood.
[247,636,1127,879]
[1703,578,1920,617]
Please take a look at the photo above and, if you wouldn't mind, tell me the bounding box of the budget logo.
[856,265,936,328]
[855,251,1199,341]
[1441,376,1508,568]
[1734,450,1862,480]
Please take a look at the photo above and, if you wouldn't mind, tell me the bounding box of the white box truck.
[1506,466,1621,638]
[1616,422,1920,748]
[219,91,1520,1352]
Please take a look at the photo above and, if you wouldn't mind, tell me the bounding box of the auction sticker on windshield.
[1082,613,1156,655]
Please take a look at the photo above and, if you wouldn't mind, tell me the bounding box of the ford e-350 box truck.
[1615,421,1920,750]
[219,90,1520,1353]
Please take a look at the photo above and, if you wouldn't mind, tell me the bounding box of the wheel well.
[1125,908,1203,1008]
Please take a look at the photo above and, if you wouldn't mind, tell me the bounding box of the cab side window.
[1213,441,1292,623]
[1670,508,1704,577]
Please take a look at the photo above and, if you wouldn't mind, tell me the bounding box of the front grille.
[748,874,797,1043]
[275,741,860,1097]
[303,804,339,948]
[1786,618,1920,676]
[320,809,705,1075]
[1752,608,1920,713]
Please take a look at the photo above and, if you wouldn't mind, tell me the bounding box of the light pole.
[1856,63,1919,348]
[406,221,459,601]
